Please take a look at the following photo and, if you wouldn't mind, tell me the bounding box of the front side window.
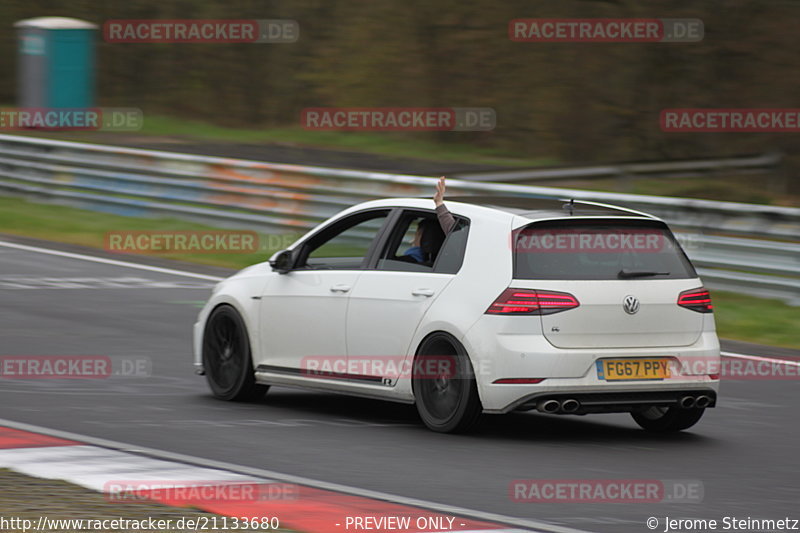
[298,210,390,270]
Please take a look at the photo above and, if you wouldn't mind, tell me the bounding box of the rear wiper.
[618,269,670,279]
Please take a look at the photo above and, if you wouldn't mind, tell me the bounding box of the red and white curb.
[0,421,585,533]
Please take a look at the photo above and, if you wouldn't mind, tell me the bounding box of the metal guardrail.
[451,152,783,183]
[0,134,797,304]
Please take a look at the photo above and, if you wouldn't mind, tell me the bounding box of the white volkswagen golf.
[193,194,720,433]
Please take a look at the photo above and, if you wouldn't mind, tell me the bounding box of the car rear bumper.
[462,318,721,413]
[479,378,719,414]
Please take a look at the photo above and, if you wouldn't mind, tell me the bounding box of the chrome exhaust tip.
[679,396,696,409]
[695,395,711,408]
[539,399,561,414]
[561,399,580,413]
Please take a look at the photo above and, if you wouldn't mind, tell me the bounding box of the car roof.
[444,196,653,219]
[352,196,656,222]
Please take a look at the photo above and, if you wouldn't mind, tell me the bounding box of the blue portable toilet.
[14,17,97,109]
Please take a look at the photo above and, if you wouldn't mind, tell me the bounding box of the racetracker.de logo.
[300,355,459,381]
[104,480,298,503]
[104,19,298,43]
[509,18,703,43]
[301,107,495,131]
[661,109,800,132]
[673,356,800,381]
[105,231,259,254]
[0,108,142,131]
[0,356,150,379]
[512,228,670,253]
[510,479,703,503]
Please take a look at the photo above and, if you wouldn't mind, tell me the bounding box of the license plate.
[596,358,671,381]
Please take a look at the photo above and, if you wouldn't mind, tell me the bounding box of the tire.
[412,333,482,433]
[631,406,705,432]
[202,305,268,402]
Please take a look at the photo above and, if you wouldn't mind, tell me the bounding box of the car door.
[256,209,392,373]
[345,210,470,383]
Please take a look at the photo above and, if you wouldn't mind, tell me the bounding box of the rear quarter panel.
[396,212,515,398]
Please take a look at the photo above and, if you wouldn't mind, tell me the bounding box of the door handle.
[330,284,351,293]
[411,288,435,297]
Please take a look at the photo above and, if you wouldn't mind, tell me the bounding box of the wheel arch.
[201,296,260,372]
[411,329,485,408]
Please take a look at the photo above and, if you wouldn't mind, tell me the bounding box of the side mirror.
[269,250,294,274]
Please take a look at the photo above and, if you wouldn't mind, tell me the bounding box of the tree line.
[1,0,798,194]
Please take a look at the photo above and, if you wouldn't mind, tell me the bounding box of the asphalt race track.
[1,237,798,533]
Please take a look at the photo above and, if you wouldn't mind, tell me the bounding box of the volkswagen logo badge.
[623,295,640,315]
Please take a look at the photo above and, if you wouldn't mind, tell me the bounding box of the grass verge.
[711,291,799,349]
[14,113,555,168]
[0,194,797,349]
[0,196,292,270]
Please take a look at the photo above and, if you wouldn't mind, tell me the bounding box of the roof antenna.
[563,198,575,215]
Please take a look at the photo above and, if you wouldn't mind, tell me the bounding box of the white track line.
[0,445,266,492]
[721,351,800,367]
[0,418,588,533]
[0,240,224,281]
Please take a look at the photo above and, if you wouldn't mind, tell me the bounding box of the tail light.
[678,287,713,313]
[486,288,579,315]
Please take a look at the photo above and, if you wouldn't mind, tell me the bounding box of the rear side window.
[433,219,469,274]
[513,219,696,280]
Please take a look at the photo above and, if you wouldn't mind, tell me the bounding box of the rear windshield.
[513,219,696,280]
